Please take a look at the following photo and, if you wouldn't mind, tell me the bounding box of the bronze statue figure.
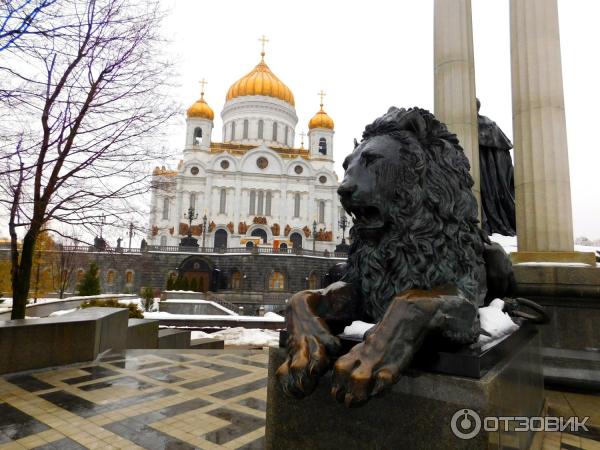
[276,107,516,407]
[477,99,516,236]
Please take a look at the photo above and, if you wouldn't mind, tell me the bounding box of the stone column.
[434,0,480,212]
[510,0,592,264]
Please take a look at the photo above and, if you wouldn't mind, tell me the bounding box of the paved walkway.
[0,349,598,449]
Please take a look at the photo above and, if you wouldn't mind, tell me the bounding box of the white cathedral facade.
[147,47,343,252]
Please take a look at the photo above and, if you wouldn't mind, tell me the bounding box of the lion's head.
[338,107,485,321]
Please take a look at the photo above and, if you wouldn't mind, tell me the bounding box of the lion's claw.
[330,342,401,407]
[276,334,338,398]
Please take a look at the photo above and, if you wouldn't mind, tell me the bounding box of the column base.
[510,251,596,265]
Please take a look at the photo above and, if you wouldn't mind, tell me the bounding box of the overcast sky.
[160,0,600,239]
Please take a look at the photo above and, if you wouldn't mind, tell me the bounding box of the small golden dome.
[308,105,334,130]
[226,55,295,106]
[187,92,214,120]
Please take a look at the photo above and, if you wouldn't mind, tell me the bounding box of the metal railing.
[0,243,348,258]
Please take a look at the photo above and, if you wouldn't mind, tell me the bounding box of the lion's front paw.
[330,341,402,407]
[276,333,339,398]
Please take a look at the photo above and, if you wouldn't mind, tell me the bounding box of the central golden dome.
[226,55,295,106]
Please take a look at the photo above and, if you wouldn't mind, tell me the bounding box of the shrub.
[80,298,143,318]
[77,263,101,296]
[141,287,154,311]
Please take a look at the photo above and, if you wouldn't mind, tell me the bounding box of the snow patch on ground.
[49,308,78,317]
[144,311,285,322]
[191,327,279,347]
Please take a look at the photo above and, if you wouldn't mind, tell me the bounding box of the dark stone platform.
[0,307,128,375]
[266,329,544,450]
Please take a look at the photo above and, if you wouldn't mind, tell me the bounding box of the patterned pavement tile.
[0,349,269,450]
[3,348,595,450]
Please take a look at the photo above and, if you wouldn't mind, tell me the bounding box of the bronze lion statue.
[277,107,518,407]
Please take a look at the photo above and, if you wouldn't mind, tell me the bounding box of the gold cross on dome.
[199,78,207,97]
[259,35,269,57]
[318,90,326,108]
[299,131,306,148]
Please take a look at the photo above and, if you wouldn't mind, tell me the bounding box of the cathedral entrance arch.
[214,229,228,249]
[251,228,268,244]
[290,232,303,249]
[178,256,213,292]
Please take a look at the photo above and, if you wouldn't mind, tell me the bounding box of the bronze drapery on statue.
[477,99,516,236]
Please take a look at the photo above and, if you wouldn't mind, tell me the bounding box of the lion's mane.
[343,107,485,321]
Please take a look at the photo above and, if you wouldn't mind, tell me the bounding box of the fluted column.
[434,0,480,212]
[510,0,579,260]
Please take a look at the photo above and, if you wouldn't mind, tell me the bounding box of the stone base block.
[510,251,596,265]
[190,338,224,349]
[158,329,191,349]
[266,331,543,450]
[127,319,159,349]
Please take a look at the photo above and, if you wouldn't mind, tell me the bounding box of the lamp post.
[338,215,348,245]
[128,221,134,251]
[183,206,198,240]
[202,213,208,249]
[312,220,317,252]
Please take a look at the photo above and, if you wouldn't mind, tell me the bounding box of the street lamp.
[202,213,208,249]
[183,206,198,240]
[312,220,317,252]
[338,215,348,245]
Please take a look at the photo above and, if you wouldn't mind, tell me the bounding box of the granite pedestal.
[266,329,543,450]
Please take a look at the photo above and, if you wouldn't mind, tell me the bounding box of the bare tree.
[0,0,58,52]
[0,0,178,319]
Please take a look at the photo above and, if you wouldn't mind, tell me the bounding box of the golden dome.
[187,92,214,120]
[226,54,295,106]
[308,105,334,130]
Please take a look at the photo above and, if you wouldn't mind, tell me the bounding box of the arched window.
[249,190,256,215]
[251,228,268,244]
[279,242,288,252]
[160,235,167,246]
[308,272,319,290]
[272,122,278,141]
[189,193,196,210]
[269,271,285,290]
[106,270,115,285]
[265,191,272,216]
[246,241,254,249]
[319,137,327,155]
[284,126,289,146]
[318,200,325,223]
[162,197,169,219]
[214,229,228,248]
[125,270,134,284]
[231,271,242,289]
[219,188,227,214]
[243,119,249,139]
[294,193,300,218]
[257,190,264,215]
[193,127,202,144]
[231,122,236,141]
[290,232,303,249]
[258,120,264,139]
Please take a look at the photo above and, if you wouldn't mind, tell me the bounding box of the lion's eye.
[342,156,351,171]
[362,152,381,167]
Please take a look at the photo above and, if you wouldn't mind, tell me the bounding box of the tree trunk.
[11,233,37,320]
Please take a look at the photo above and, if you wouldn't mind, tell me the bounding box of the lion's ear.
[354,138,359,149]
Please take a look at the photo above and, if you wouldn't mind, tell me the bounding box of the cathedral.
[148,43,342,252]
